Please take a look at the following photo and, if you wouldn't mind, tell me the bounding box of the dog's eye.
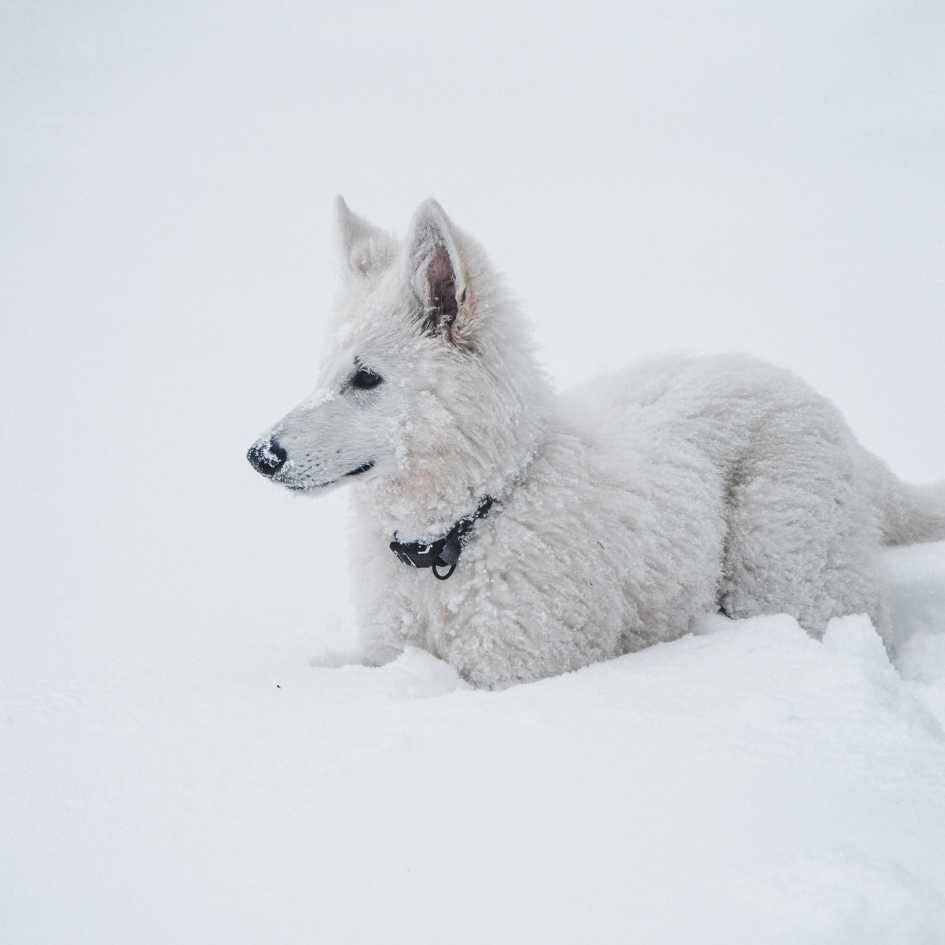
[350,366,383,390]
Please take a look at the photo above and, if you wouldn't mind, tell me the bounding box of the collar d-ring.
[389,496,495,581]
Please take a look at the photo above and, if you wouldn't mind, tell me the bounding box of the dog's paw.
[383,647,470,700]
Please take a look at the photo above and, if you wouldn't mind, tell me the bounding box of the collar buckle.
[389,496,494,581]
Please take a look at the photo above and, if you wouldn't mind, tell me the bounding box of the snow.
[4,547,945,944]
[4,1,945,941]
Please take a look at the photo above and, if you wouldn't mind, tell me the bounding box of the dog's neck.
[360,418,545,542]
[357,382,549,543]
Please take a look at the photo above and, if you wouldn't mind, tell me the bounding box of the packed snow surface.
[4,544,945,945]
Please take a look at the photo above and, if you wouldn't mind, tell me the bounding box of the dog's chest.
[388,548,495,656]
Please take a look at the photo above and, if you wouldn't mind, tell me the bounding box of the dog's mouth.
[281,461,375,491]
[344,462,374,478]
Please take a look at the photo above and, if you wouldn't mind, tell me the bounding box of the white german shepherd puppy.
[248,198,945,688]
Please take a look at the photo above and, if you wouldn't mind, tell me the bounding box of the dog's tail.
[877,463,945,546]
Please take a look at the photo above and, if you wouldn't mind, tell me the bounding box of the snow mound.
[4,545,945,944]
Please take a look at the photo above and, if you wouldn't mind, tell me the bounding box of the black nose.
[247,438,287,477]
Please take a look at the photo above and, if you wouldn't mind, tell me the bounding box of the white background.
[3,3,944,942]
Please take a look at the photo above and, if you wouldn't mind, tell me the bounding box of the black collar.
[389,496,495,580]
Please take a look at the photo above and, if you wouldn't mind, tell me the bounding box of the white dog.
[248,198,945,687]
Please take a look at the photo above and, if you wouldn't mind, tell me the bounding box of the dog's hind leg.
[719,427,886,635]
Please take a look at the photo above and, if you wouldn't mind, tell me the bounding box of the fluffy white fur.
[249,198,945,688]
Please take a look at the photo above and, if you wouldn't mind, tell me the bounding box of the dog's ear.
[335,196,396,281]
[405,199,468,340]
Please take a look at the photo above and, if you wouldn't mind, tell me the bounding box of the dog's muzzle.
[247,438,287,477]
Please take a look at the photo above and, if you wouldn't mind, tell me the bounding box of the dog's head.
[247,198,546,530]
